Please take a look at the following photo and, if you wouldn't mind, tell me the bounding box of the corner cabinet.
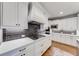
[2,2,28,29]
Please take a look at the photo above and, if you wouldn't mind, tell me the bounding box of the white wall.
[48,17,77,31]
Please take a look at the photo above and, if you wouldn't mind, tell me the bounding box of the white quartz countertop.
[41,34,51,36]
[52,32,79,37]
[0,37,34,55]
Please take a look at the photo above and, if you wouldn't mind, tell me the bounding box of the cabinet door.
[42,38,51,53]
[25,44,35,56]
[18,2,28,29]
[3,2,17,27]
[34,37,51,56]
[34,41,42,56]
[52,33,56,40]
[34,38,46,56]
[69,36,77,47]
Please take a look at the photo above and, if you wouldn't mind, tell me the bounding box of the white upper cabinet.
[2,2,28,29]
[3,2,17,27]
[18,2,28,29]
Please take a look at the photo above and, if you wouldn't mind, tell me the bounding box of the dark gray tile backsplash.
[3,28,27,42]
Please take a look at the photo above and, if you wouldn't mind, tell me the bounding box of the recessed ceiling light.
[59,12,63,14]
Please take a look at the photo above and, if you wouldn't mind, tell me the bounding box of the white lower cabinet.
[34,37,51,56]
[69,36,77,47]
[52,33,77,47]
[0,44,34,56]
[25,44,34,56]
[0,36,51,56]
[60,35,77,47]
[42,39,51,53]
[18,44,34,56]
[34,39,45,56]
[0,46,26,56]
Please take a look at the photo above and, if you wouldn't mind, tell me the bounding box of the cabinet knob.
[19,48,26,52]
[23,54,25,56]
[21,54,26,56]
[19,50,22,52]
[16,24,20,26]
[21,55,23,56]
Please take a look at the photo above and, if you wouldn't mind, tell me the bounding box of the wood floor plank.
[43,41,77,56]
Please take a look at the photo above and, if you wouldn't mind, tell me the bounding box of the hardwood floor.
[42,41,77,56]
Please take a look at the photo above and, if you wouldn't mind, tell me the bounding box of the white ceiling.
[41,2,79,18]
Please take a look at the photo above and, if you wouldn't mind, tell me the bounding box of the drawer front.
[0,45,34,56]
[0,48,21,56]
[25,44,34,56]
[15,44,34,56]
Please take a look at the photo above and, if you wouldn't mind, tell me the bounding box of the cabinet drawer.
[0,48,21,56]
[15,45,34,56]
[25,44,34,56]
